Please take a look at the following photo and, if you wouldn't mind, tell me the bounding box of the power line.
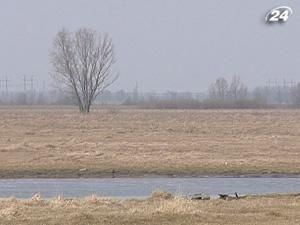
[266,79,296,88]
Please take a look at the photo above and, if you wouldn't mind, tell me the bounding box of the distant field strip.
[0,106,299,178]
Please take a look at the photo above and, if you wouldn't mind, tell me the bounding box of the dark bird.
[218,194,229,200]
[235,192,239,199]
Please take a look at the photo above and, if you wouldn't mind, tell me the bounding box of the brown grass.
[0,194,299,225]
[0,106,300,178]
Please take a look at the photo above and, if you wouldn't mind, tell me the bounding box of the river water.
[0,178,299,199]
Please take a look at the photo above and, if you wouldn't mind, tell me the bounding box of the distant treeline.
[1,76,300,109]
[122,76,300,109]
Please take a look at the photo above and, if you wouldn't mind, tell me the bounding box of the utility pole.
[0,77,9,95]
[5,77,8,95]
[267,79,272,88]
[24,75,27,104]
[30,77,34,91]
[23,76,35,105]
[283,79,287,89]
[23,76,34,91]
[23,75,27,93]
[291,80,296,87]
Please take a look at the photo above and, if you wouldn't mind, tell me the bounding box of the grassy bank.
[0,193,299,225]
[0,106,300,178]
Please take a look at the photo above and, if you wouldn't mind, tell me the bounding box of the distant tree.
[167,91,178,100]
[209,77,229,100]
[115,90,128,103]
[291,83,300,107]
[99,90,113,104]
[253,87,268,103]
[50,28,118,113]
[36,92,46,105]
[228,75,248,100]
[132,82,139,103]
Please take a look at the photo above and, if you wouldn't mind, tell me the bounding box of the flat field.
[0,194,299,225]
[0,106,299,178]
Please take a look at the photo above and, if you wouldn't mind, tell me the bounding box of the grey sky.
[0,0,299,92]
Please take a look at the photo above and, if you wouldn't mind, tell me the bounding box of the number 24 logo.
[269,9,289,22]
[266,6,293,23]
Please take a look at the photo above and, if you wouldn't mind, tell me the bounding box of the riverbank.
[0,107,300,178]
[1,168,300,179]
[0,193,299,225]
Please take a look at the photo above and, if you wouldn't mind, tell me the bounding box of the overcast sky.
[0,0,299,92]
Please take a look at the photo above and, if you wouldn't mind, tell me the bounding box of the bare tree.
[208,77,229,100]
[50,28,118,113]
[228,75,248,100]
[291,83,300,107]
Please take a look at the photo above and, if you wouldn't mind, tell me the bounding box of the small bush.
[138,99,202,109]
[150,191,173,200]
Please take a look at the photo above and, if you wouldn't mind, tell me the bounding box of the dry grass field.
[0,193,299,225]
[0,106,299,178]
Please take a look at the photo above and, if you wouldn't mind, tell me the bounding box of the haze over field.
[0,0,299,92]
